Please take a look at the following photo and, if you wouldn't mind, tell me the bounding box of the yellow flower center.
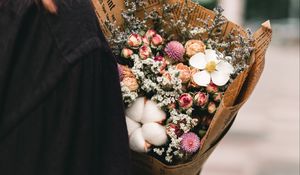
[205,61,217,73]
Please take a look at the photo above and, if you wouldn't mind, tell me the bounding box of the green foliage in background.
[192,0,218,10]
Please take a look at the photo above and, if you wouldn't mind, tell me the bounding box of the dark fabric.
[0,1,131,175]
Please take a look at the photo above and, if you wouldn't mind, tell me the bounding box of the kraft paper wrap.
[91,0,272,174]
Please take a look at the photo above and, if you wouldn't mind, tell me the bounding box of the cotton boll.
[126,117,141,136]
[126,97,145,122]
[141,100,166,124]
[142,123,168,146]
[129,128,151,153]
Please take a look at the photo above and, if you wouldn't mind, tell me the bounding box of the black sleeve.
[0,1,131,175]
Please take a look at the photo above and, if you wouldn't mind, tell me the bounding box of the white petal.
[129,128,151,153]
[126,97,145,122]
[193,71,211,86]
[141,100,166,124]
[205,49,218,63]
[126,117,141,136]
[211,71,230,86]
[189,52,206,69]
[216,60,234,75]
[142,123,168,146]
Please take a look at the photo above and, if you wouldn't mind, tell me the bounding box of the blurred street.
[201,26,300,175]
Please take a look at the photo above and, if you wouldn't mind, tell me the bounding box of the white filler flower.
[189,49,234,86]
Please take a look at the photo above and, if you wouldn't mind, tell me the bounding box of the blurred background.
[192,0,300,175]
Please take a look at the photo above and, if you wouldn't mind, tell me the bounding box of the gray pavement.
[201,39,300,175]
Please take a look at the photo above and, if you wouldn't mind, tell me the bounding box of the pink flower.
[180,132,200,153]
[165,41,185,62]
[145,29,156,39]
[121,48,134,59]
[151,34,163,47]
[206,82,218,94]
[139,45,152,59]
[208,102,217,114]
[178,93,193,109]
[127,33,142,48]
[176,63,191,83]
[142,36,150,45]
[194,92,209,108]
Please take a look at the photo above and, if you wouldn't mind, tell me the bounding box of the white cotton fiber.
[126,97,145,122]
[142,123,168,146]
[129,128,151,153]
[141,100,166,124]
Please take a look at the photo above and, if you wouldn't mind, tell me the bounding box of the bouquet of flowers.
[92,0,272,174]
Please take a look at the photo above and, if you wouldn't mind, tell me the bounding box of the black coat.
[0,1,130,175]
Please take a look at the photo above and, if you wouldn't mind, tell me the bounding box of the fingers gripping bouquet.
[92,0,272,174]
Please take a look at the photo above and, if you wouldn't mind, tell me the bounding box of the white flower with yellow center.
[189,49,234,86]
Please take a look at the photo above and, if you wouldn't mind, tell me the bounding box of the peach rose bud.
[127,33,143,49]
[206,82,219,94]
[121,48,134,59]
[176,63,191,83]
[185,40,206,57]
[145,29,156,39]
[139,45,152,60]
[151,34,163,48]
[208,102,217,114]
[194,92,209,108]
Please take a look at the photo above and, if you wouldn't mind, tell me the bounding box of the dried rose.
[178,93,193,109]
[176,63,191,83]
[121,48,134,59]
[208,102,217,114]
[206,82,219,94]
[142,36,150,45]
[185,40,206,57]
[151,34,163,47]
[127,33,142,49]
[213,92,223,103]
[145,29,156,39]
[194,92,209,108]
[122,77,139,91]
[162,72,172,89]
[139,45,152,59]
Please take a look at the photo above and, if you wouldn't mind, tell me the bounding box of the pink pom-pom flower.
[180,132,201,153]
[164,41,185,62]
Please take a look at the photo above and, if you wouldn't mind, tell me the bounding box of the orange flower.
[176,63,191,83]
[122,77,139,91]
[185,40,206,57]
